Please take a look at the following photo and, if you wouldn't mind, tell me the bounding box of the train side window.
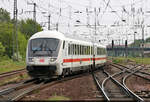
[103,48,106,54]
[86,46,88,55]
[104,49,107,54]
[90,46,92,55]
[75,44,77,55]
[72,44,74,55]
[101,48,104,54]
[78,45,80,55]
[82,45,84,55]
[81,46,82,55]
[82,45,83,55]
[71,44,73,55]
[80,45,82,55]
[73,44,75,55]
[74,44,76,55]
[73,44,76,55]
[99,48,101,55]
[84,46,86,55]
[88,46,90,55]
[85,46,87,55]
[83,45,85,55]
[103,48,105,54]
[98,47,100,55]
[77,45,79,55]
[83,46,85,55]
[91,46,93,55]
[102,48,103,54]
[100,48,102,55]
[63,41,65,49]
[68,44,70,55]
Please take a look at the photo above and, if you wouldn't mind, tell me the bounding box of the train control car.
[26,31,107,79]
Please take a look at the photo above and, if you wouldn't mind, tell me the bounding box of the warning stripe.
[63,57,106,63]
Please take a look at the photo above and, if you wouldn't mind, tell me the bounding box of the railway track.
[92,63,150,102]
[0,71,92,101]
[111,63,150,81]
[0,78,39,101]
[0,68,26,78]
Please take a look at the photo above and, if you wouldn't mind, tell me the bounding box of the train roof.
[29,30,106,48]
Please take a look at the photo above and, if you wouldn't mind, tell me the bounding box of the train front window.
[31,38,59,52]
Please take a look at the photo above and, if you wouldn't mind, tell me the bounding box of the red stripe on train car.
[81,58,91,61]
[63,59,80,63]
[63,57,106,63]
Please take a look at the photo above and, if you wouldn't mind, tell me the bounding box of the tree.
[0,22,27,59]
[0,9,42,60]
[19,19,42,39]
[0,42,5,57]
[0,8,10,22]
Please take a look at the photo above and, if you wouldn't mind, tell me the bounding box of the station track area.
[0,71,95,101]
[0,62,150,101]
[92,63,150,102]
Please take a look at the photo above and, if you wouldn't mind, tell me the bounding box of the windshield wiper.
[47,48,53,56]
[33,49,38,53]
[33,42,43,53]
[33,48,41,53]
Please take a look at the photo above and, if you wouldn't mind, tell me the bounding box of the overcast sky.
[0,0,150,45]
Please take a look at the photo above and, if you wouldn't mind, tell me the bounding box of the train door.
[62,40,68,67]
[63,41,67,57]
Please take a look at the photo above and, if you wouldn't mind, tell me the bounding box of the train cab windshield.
[28,38,60,57]
[31,38,59,51]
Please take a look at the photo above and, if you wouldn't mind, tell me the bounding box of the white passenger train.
[26,31,107,79]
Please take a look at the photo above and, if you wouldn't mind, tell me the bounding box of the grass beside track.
[112,57,150,65]
[48,96,70,101]
[0,59,25,74]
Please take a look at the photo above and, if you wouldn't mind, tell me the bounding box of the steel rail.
[0,68,26,78]
[0,70,94,101]
[0,78,37,96]
[11,81,44,101]
[110,63,150,81]
[102,64,144,101]
[116,63,150,76]
[123,68,144,102]
[92,73,110,101]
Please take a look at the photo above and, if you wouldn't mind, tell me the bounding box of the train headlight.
[50,58,57,62]
[28,58,34,62]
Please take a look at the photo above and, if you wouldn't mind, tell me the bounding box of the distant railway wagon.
[26,31,107,79]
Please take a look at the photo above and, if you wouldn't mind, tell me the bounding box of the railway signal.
[125,40,127,47]
[125,40,128,58]
[112,40,114,48]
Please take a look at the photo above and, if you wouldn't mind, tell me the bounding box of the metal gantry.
[13,0,19,61]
